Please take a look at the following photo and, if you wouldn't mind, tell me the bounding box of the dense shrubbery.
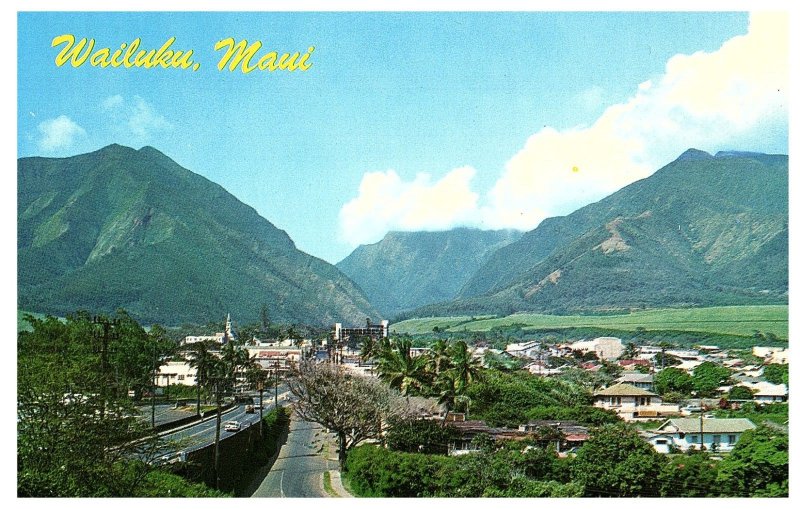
[346,421,789,498]
[345,442,572,497]
[134,470,230,497]
[465,370,594,427]
[385,417,462,455]
[260,406,290,459]
[715,426,788,497]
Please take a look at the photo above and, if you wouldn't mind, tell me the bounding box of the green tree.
[691,362,731,397]
[376,338,431,396]
[727,385,754,400]
[654,367,694,396]
[188,341,218,413]
[482,350,522,371]
[428,338,452,376]
[259,303,271,333]
[571,423,665,497]
[17,312,167,497]
[385,417,461,454]
[448,340,484,391]
[715,426,788,497]
[763,363,789,386]
[658,451,718,497]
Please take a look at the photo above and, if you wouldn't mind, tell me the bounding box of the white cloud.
[339,13,788,245]
[37,115,86,152]
[101,95,124,111]
[101,95,172,141]
[339,167,479,246]
[482,12,787,231]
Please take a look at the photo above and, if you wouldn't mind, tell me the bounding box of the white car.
[224,420,241,432]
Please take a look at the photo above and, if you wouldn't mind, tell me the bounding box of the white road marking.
[280,470,285,498]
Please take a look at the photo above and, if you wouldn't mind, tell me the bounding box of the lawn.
[392,305,788,340]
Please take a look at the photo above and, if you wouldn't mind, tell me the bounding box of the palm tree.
[375,338,430,397]
[449,340,483,392]
[359,335,378,364]
[188,341,217,415]
[428,339,452,376]
[206,358,227,490]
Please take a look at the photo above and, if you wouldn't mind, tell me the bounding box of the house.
[673,359,703,372]
[518,420,591,452]
[618,359,652,371]
[644,417,756,453]
[736,381,788,403]
[615,372,654,391]
[752,346,788,364]
[505,341,541,358]
[444,420,527,455]
[526,363,564,376]
[593,383,679,421]
[569,337,624,361]
[445,418,591,456]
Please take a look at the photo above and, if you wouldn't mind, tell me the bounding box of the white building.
[245,346,302,371]
[735,381,788,403]
[505,341,541,358]
[181,313,237,347]
[645,418,756,453]
[156,361,198,387]
[593,383,680,421]
[569,337,624,361]
[752,346,788,364]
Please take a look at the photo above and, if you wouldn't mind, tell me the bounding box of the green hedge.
[344,443,573,497]
[261,406,290,459]
[135,470,230,497]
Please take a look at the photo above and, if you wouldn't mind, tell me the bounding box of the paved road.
[251,416,335,498]
[151,388,293,462]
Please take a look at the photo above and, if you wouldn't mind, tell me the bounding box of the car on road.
[224,420,241,432]
[245,404,255,413]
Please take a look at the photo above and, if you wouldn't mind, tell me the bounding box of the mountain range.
[408,149,787,317]
[336,228,522,317]
[18,144,379,327]
[18,146,787,327]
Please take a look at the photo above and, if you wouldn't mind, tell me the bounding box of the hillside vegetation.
[18,144,378,326]
[407,150,786,318]
[337,228,521,317]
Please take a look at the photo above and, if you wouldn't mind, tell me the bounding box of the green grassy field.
[392,305,788,340]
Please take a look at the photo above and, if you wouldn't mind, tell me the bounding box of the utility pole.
[699,398,705,451]
[214,379,222,490]
[151,343,157,428]
[92,316,118,420]
[258,379,264,436]
[274,360,279,408]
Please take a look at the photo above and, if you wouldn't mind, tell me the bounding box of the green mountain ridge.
[410,149,787,317]
[336,228,522,317]
[18,144,379,326]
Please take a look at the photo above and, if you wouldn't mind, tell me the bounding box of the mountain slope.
[415,150,787,316]
[336,228,521,317]
[18,144,379,326]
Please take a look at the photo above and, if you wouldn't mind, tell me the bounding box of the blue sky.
[17,11,788,263]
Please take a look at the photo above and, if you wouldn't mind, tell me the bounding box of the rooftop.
[656,418,756,434]
[595,383,657,397]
